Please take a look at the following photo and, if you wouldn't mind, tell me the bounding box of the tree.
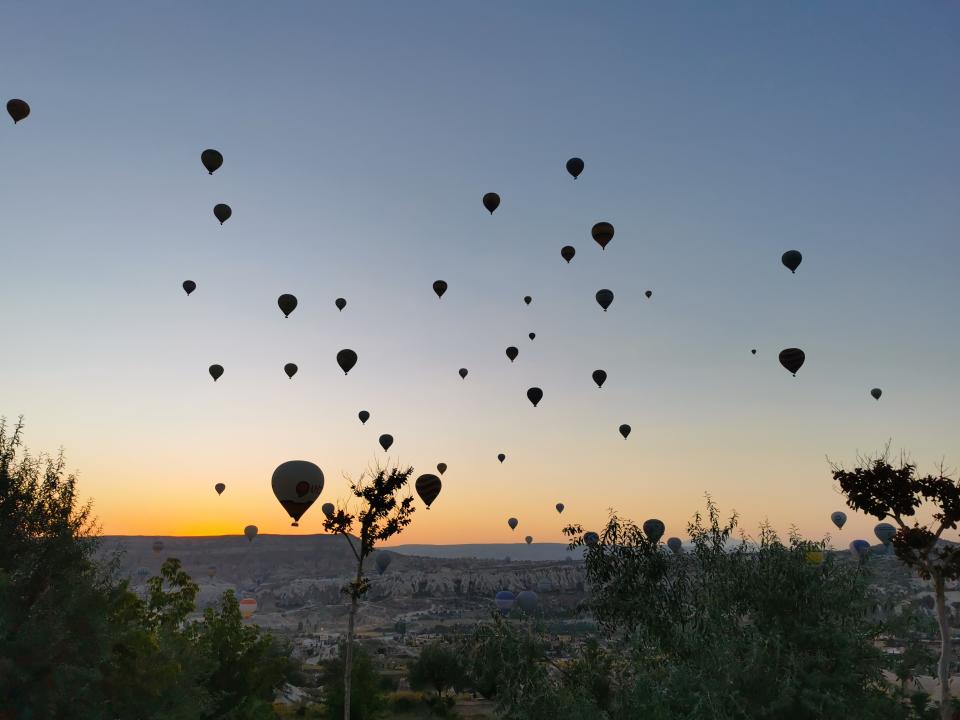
[409,641,465,699]
[322,465,416,720]
[322,642,383,720]
[833,449,960,720]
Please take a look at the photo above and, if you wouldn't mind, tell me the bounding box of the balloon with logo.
[272,461,324,527]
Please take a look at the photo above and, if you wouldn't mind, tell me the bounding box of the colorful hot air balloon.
[215,483,226,495]
[201,149,223,175]
[271,460,324,527]
[831,511,847,529]
[516,590,538,613]
[284,363,298,379]
[523,295,532,305]
[375,552,392,575]
[584,531,600,547]
[508,517,518,530]
[239,598,258,620]
[459,368,468,379]
[335,298,346,311]
[526,387,543,407]
[592,222,614,250]
[182,280,196,296]
[566,157,584,179]
[667,537,682,554]
[321,502,335,519]
[561,246,576,263]
[6,99,30,123]
[525,536,533,545]
[433,280,447,299]
[781,250,802,274]
[244,525,258,542]
[555,503,564,514]
[213,203,232,224]
[779,348,805,376]
[497,453,506,463]
[416,473,442,508]
[152,540,165,554]
[619,424,631,439]
[379,434,394,451]
[482,192,500,214]
[436,463,447,475]
[495,590,515,616]
[277,294,298,318]
[805,551,824,565]
[337,349,358,374]
[209,364,224,382]
[643,519,665,543]
[871,388,882,400]
[358,410,370,424]
[595,289,614,311]
[506,346,519,362]
[592,370,607,388]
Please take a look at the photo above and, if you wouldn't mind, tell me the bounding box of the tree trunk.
[343,561,363,720]
[935,570,953,720]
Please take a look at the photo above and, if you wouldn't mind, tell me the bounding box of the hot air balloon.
[508,517,518,531]
[239,598,257,620]
[213,203,232,224]
[561,246,576,263]
[643,519,665,543]
[831,511,847,530]
[209,364,224,382]
[506,347,519,362]
[321,502,335,519]
[528,332,536,341]
[516,590,538,613]
[459,368,468,379]
[201,149,223,175]
[584,532,600,547]
[207,566,216,579]
[358,410,370,425]
[645,290,652,299]
[284,363,298,379]
[136,567,150,582]
[335,298,346,311]
[781,250,802,274]
[527,387,543,407]
[667,537,682,554]
[619,424,631,439]
[271,460,324,527]
[375,553,392,575]
[416,473,442,508]
[6,99,30,123]
[495,590,515,616]
[277,294,298,318]
[244,525,258,542]
[378,434,394,451]
[849,539,871,561]
[433,280,447,299]
[555,503,564,514]
[337,349,358,375]
[152,540,164,554]
[523,296,532,305]
[805,551,824,565]
[215,483,225,495]
[497,453,506,463]
[436,463,447,475]
[482,192,500,214]
[566,157,584,179]
[751,349,757,355]
[182,280,196,296]
[874,522,896,546]
[596,289,614,311]
[871,388,882,400]
[779,348,805,376]
[592,222,614,250]
[592,370,607,388]
[525,536,533,545]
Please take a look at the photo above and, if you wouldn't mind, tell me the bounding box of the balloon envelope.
[619,424,631,439]
[850,539,871,560]
[645,290,652,299]
[239,598,257,619]
[433,280,447,298]
[271,461,324,526]
[213,203,231,224]
[515,590,538,613]
[201,149,223,174]
[182,280,196,296]
[506,346,518,362]
[482,192,500,214]
[459,368,468,379]
[528,332,535,340]
[555,503,564,514]
[335,298,346,311]
[643,519,665,543]
[592,222,614,249]
[209,364,224,382]
[215,483,225,495]
[778,348,805,376]
[358,410,370,424]
[244,525,258,542]
[781,250,802,273]
[584,531,599,547]
[415,473,442,508]
[566,157,584,179]
[337,349,358,374]
[278,294,298,318]
[667,537,682,554]
[525,536,533,545]
[378,434,394,451]
[495,590,515,616]
[561,245,576,263]
[596,289,614,311]
[831,511,847,529]
[321,502,335,519]
[508,517,518,530]
[592,370,607,388]
[6,99,30,123]
[436,463,447,475]
[523,295,532,305]
[871,388,882,400]
[526,387,543,407]
[497,453,506,463]
[284,363,298,379]
[874,522,896,545]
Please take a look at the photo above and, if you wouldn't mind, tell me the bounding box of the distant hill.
[386,542,583,561]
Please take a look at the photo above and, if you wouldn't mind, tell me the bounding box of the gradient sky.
[2,2,958,546]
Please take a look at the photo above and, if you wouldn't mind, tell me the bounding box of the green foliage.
[409,642,466,698]
[322,643,384,720]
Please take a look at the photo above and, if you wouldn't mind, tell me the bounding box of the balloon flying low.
[379,434,394,451]
[182,280,196,296]
[482,192,500,214]
[213,203,232,224]
[592,222,614,249]
[516,590,538,613]
[874,522,896,545]
[555,503,564,514]
[415,473,442,508]
[566,157,584,179]
[561,245,576,263]
[643,519,665,543]
[271,460,324,527]
[209,364,224,382]
[831,511,847,529]
[508,517,518,530]
[667,537,682,554]
[779,348,805,376]
[358,410,370,424]
[337,349,358,374]
[200,149,223,175]
[6,99,30,123]
[459,368,468,379]
[584,532,600,547]
[525,536,533,545]
[871,388,882,400]
[436,462,447,475]
[239,598,257,620]
[214,483,225,495]
[527,387,543,407]
[495,590,515,616]
[321,502,335,519]
[592,370,607,388]
[523,295,532,305]
[619,424,631,439]
[277,294,298,317]
[244,525,258,542]
[781,250,802,274]
[497,453,506,463]
[595,289,614,311]
[335,297,346,311]
[432,280,447,298]
[152,540,164,554]
[284,363,298,379]
[849,539,871,561]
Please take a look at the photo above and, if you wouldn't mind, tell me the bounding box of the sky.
[1,2,958,546]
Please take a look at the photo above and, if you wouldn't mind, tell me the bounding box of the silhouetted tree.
[323,465,415,720]
[833,449,960,720]
[409,641,465,699]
